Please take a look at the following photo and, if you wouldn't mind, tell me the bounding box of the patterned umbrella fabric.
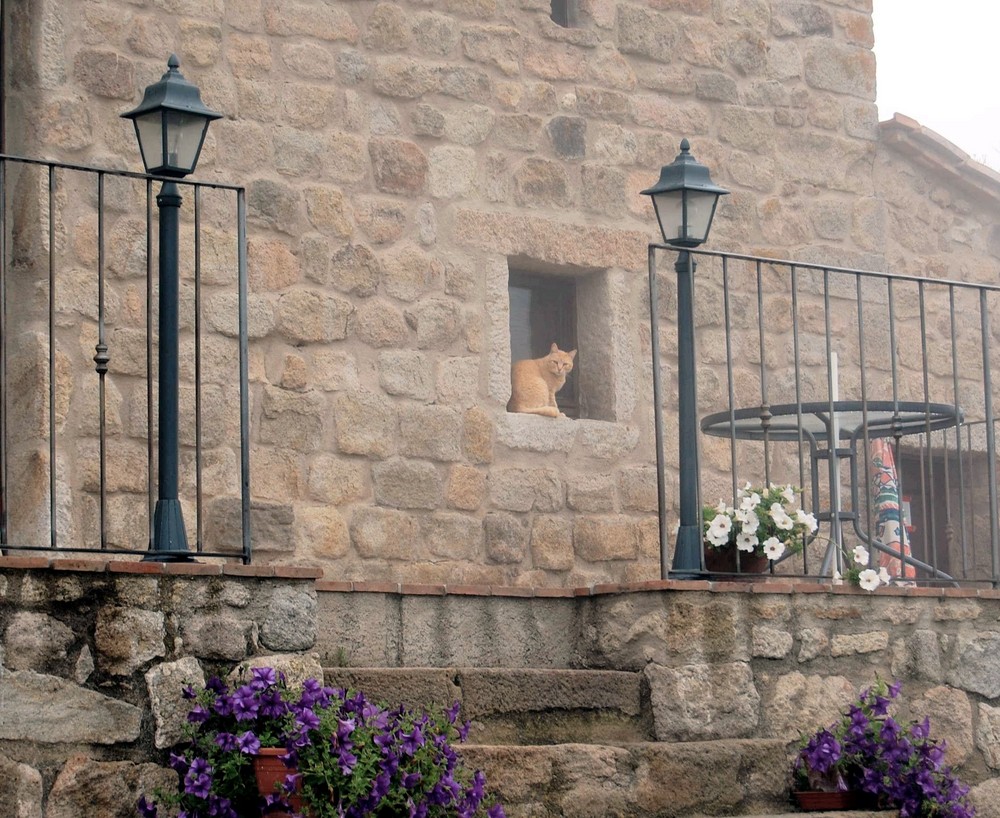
[869,438,916,579]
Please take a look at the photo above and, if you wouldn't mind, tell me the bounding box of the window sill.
[497,412,640,458]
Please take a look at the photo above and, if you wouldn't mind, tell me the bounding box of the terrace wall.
[4,1,1000,583]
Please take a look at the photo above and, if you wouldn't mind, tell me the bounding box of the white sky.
[873,0,1000,170]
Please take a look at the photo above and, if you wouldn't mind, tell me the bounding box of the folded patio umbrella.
[869,438,916,579]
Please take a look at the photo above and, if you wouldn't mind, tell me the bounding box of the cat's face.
[545,345,576,376]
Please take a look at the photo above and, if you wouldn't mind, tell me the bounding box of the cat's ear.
[568,349,577,360]
[549,342,559,353]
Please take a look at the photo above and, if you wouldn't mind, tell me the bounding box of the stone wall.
[5,561,1000,816]
[5,1,1000,584]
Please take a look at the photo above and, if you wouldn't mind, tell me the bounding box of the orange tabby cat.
[507,342,577,418]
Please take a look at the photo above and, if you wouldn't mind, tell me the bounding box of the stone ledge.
[0,556,319,580]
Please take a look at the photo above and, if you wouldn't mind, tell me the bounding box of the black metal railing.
[0,154,251,562]
[657,245,1000,587]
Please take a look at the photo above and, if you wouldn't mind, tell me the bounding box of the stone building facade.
[4,0,1000,584]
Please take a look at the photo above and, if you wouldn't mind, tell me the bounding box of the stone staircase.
[322,666,834,818]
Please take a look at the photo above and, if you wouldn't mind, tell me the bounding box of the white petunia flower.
[706,514,732,546]
[795,508,819,534]
[770,503,794,531]
[858,568,880,591]
[878,566,891,585]
[736,531,759,552]
[852,545,869,566]
[762,536,785,560]
[780,484,795,504]
[715,499,728,514]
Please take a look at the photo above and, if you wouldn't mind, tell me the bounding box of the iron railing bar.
[821,268,841,575]
[47,164,56,548]
[917,280,937,576]
[237,188,252,565]
[146,178,155,548]
[856,273,874,556]
[887,277,908,577]
[949,286,969,575]
[790,264,809,574]
[756,259,771,491]
[722,256,737,504]
[981,290,1000,586]
[0,160,6,546]
[194,185,203,553]
[664,244,1000,294]
[0,153,245,193]
[96,172,108,550]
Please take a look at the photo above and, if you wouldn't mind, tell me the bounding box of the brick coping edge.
[0,555,996,600]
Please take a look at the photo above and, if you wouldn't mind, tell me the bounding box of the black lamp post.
[122,55,222,561]
[641,139,729,578]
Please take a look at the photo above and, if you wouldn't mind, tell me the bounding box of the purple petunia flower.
[487,804,506,818]
[184,758,213,799]
[232,686,259,721]
[137,796,158,818]
[401,772,422,790]
[250,666,277,690]
[401,725,424,755]
[446,700,461,724]
[457,721,471,742]
[215,732,238,752]
[338,747,358,775]
[187,704,211,724]
[237,730,261,755]
[168,752,188,773]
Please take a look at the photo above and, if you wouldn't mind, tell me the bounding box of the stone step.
[322,666,652,744]
[457,739,802,818]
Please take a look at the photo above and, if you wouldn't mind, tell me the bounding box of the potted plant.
[137,665,505,818]
[703,482,818,573]
[793,678,975,817]
[833,544,894,591]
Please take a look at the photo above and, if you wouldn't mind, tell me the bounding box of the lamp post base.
[669,523,704,579]
[145,498,193,562]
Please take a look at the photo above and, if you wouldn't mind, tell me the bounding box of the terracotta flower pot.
[703,546,770,576]
[793,790,876,811]
[253,748,303,816]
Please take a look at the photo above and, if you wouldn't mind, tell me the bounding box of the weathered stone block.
[485,512,529,564]
[373,458,442,509]
[446,464,486,511]
[146,656,205,749]
[303,186,354,238]
[382,243,441,301]
[405,298,463,349]
[617,6,676,61]
[352,198,405,245]
[296,506,351,559]
[429,145,478,199]
[547,115,586,159]
[567,473,615,512]
[4,612,74,671]
[45,755,174,818]
[531,516,574,571]
[258,386,325,452]
[363,2,412,50]
[463,407,495,463]
[574,516,639,561]
[829,630,888,656]
[73,48,135,99]
[353,298,410,348]
[378,350,434,400]
[370,136,428,195]
[913,685,973,766]
[399,405,464,461]
[0,753,42,818]
[276,289,352,343]
[0,670,141,743]
[751,626,793,659]
[421,513,483,559]
[351,506,422,560]
[95,606,165,675]
[513,157,570,206]
[489,467,564,512]
[762,672,855,740]
[335,390,396,458]
[645,662,759,740]
[262,587,318,651]
[462,24,522,76]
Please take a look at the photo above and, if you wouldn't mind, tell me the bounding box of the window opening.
[550,0,577,27]
[508,271,579,419]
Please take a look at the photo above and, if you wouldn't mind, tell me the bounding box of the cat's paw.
[557,411,567,419]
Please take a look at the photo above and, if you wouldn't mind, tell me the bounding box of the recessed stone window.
[550,0,578,27]
[509,271,579,417]
[506,260,627,423]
